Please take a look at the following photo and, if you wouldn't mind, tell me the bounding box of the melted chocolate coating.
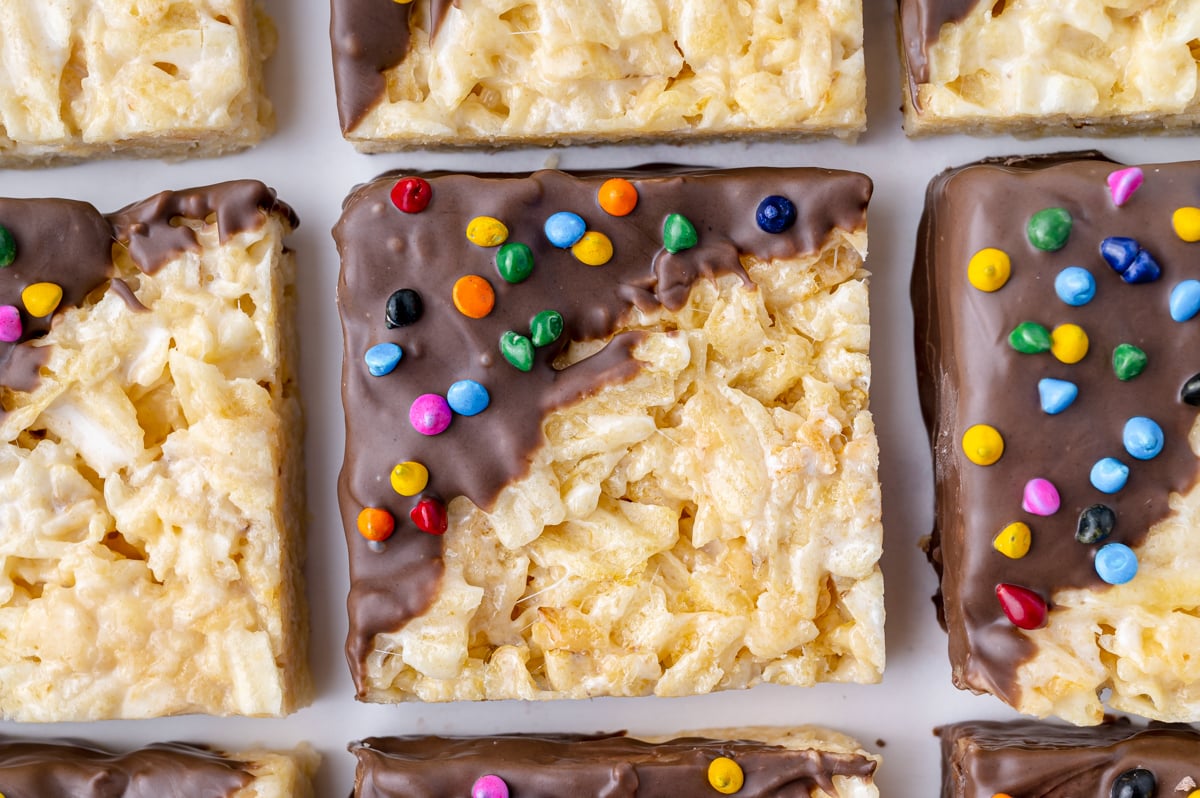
[352,733,877,797]
[0,738,252,798]
[938,719,1200,797]
[0,181,295,404]
[330,0,456,133]
[913,154,1200,705]
[335,167,871,696]
[898,0,986,90]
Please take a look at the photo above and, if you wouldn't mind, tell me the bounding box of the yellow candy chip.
[968,247,1011,292]
[466,216,509,248]
[707,757,744,795]
[993,522,1031,559]
[390,461,429,496]
[1187,790,1200,798]
[1174,206,1200,243]
[571,230,613,266]
[21,281,63,318]
[962,424,1004,466]
[1051,323,1088,364]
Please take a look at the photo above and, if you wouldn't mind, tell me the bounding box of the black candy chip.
[386,289,423,329]
[1111,768,1156,798]
[1076,504,1116,545]
[1181,372,1200,406]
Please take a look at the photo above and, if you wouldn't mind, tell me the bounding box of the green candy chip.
[1009,321,1052,354]
[496,242,534,284]
[1027,207,1072,252]
[0,225,15,268]
[663,213,698,254]
[1113,343,1147,381]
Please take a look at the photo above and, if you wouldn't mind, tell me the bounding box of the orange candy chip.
[452,275,495,319]
[598,178,638,217]
[357,507,395,542]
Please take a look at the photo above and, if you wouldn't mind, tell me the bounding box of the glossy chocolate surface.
[0,738,251,798]
[939,719,1200,797]
[335,167,871,696]
[913,154,1200,704]
[0,181,295,402]
[352,733,877,797]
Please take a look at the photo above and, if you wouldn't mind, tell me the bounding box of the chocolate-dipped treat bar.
[0,182,309,720]
[0,737,317,797]
[330,0,866,150]
[351,728,880,797]
[0,1,276,166]
[897,0,1200,136]
[939,718,1200,798]
[914,153,1200,724]
[335,168,883,702]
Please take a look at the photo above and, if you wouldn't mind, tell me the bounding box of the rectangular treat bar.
[351,728,880,798]
[0,1,275,166]
[939,719,1200,798]
[330,0,866,149]
[0,737,318,798]
[914,154,1200,724]
[335,168,883,702]
[0,181,309,720]
[897,0,1200,135]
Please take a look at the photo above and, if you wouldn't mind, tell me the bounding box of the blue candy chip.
[1095,542,1138,585]
[1090,457,1129,494]
[755,195,797,234]
[1123,416,1164,460]
[1100,236,1140,274]
[364,343,402,377]
[446,379,490,417]
[1170,280,1200,322]
[544,212,586,248]
[1121,249,1161,284]
[1054,267,1096,306]
[1037,378,1078,415]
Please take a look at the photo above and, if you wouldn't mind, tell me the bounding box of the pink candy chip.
[471,775,509,798]
[0,305,21,343]
[1106,167,1143,207]
[409,393,452,436]
[1022,478,1060,516]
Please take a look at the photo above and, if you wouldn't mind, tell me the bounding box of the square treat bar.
[939,719,1200,798]
[0,737,318,798]
[351,728,880,798]
[0,181,308,720]
[0,1,275,166]
[897,0,1200,135]
[914,154,1200,724]
[335,168,883,702]
[330,0,866,150]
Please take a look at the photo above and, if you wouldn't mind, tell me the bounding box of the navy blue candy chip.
[755,196,797,234]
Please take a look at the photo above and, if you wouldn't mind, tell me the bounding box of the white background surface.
[2,0,1199,795]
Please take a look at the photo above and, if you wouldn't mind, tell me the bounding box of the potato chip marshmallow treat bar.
[0,180,308,721]
[335,166,883,703]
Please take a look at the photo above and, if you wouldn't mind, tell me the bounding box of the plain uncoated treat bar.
[897,0,1200,136]
[0,181,308,720]
[0,0,276,166]
[331,0,866,150]
[335,167,883,703]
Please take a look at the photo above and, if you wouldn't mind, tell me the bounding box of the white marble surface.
[2,0,1198,794]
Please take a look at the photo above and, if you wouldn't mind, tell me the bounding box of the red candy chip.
[391,177,432,214]
[410,496,448,535]
[995,583,1048,630]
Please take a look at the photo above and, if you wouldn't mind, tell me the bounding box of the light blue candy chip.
[1038,378,1078,415]
[446,379,490,417]
[1054,267,1096,306]
[544,212,586,249]
[1123,416,1164,461]
[1095,542,1138,585]
[364,343,402,377]
[1170,280,1200,322]
[1089,457,1129,494]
